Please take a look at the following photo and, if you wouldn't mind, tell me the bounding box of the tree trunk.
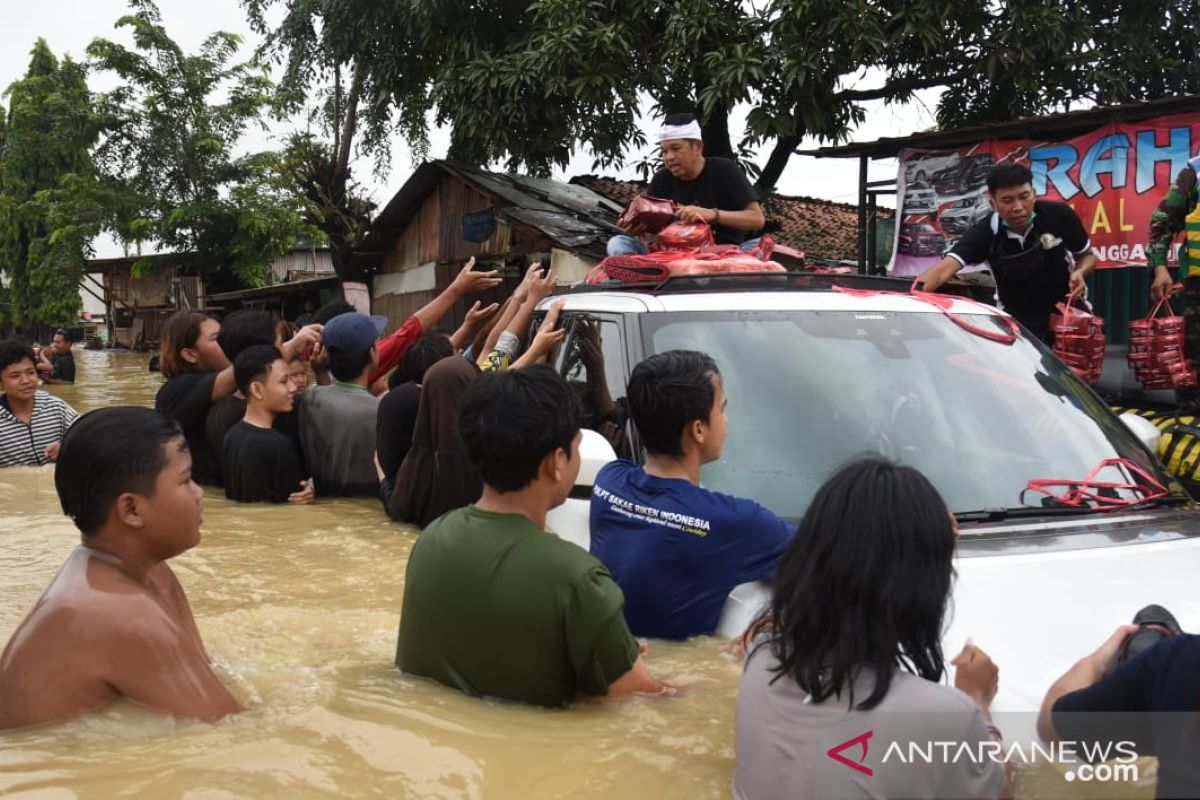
[335,62,363,176]
[700,101,734,160]
[756,134,803,196]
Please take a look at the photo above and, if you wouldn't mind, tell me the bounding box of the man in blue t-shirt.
[589,350,794,640]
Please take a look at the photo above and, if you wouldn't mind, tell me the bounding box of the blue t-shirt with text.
[588,460,794,640]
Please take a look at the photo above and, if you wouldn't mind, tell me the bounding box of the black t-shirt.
[155,372,220,486]
[273,398,306,475]
[647,157,760,245]
[205,395,246,488]
[206,395,305,486]
[948,200,1091,329]
[222,420,306,503]
[376,381,422,481]
[1053,634,1200,799]
[51,352,75,383]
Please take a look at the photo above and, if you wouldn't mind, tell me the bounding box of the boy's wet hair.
[459,364,581,492]
[55,407,185,536]
[327,346,374,382]
[312,299,354,326]
[234,345,284,396]
[389,332,454,389]
[0,339,37,373]
[217,310,277,362]
[627,350,720,457]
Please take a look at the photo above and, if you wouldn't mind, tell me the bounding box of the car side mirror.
[576,428,618,488]
[1120,413,1162,454]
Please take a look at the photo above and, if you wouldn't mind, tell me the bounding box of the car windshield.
[641,309,1173,524]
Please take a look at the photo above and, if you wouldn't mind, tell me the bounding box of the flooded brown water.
[0,350,1158,799]
[0,350,742,799]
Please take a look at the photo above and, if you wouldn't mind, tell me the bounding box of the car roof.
[545,275,1003,316]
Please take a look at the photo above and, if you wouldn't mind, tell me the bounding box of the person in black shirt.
[376,332,456,482]
[205,310,322,487]
[608,113,765,254]
[223,345,314,504]
[918,164,1098,343]
[155,311,235,486]
[39,330,75,385]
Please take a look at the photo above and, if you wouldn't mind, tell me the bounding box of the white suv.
[541,273,1200,711]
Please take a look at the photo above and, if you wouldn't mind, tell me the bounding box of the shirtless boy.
[0,406,241,729]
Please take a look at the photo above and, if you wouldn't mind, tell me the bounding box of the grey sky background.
[3,0,940,258]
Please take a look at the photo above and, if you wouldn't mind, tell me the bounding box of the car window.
[641,309,1169,522]
[560,315,635,460]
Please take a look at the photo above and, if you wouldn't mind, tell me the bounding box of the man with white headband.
[608,112,766,256]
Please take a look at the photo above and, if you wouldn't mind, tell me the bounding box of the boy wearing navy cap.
[299,312,388,496]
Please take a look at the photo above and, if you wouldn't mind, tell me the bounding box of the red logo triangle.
[827,730,874,776]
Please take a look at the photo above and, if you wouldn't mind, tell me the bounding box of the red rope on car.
[1022,458,1168,511]
[831,279,1021,345]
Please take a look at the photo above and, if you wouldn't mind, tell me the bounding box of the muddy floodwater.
[0,350,1158,799]
[0,350,742,799]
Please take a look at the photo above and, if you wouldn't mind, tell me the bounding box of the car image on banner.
[940,194,992,235]
[898,222,948,257]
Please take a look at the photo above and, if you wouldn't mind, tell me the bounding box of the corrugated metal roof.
[352,160,622,268]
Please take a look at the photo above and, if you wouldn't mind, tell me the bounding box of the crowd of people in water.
[1,271,1198,794]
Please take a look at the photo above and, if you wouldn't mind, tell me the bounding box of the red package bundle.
[585,248,785,285]
[654,222,715,250]
[617,195,676,234]
[1127,295,1197,390]
[1051,296,1105,383]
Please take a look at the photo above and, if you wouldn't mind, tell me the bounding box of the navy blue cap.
[322,312,387,354]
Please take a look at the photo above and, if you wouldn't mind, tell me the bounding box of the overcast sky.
[3,0,941,257]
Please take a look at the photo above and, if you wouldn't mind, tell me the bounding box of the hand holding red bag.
[1051,295,1105,384]
[617,195,676,234]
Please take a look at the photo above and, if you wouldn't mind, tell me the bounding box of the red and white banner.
[891,111,1200,276]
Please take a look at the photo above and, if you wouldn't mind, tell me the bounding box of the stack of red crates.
[1051,298,1106,383]
[1127,297,1197,390]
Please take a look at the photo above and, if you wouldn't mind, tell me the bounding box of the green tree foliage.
[246,2,397,282]
[0,40,97,328]
[59,0,317,285]
[244,0,1200,195]
[276,131,375,282]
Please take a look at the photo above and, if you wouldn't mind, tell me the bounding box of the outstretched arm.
[916,255,965,292]
[450,300,500,351]
[1037,624,1138,742]
[413,258,502,333]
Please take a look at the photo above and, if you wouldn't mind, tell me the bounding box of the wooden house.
[350,160,622,333]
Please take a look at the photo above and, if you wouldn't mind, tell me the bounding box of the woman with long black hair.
[735,457,1008,799]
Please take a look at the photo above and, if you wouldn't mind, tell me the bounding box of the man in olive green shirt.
[397,365,664,706]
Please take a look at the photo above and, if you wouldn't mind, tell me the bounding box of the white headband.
[658,121,702,142]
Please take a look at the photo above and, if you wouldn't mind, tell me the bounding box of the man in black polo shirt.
[918,164,1097,342]
[608,113,765,255]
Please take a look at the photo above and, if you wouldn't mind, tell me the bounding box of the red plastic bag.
[585,249,785,285]
[617,195,676,234]
[1051,296,1105,384]
[1128,294,1196,390]
[654,222,715,250]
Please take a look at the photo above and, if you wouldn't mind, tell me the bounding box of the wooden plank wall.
[440,178,513,261]
[374,290,438,337]
[417,186,441,264]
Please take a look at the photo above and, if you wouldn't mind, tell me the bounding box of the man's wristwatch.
[711,208,721,224]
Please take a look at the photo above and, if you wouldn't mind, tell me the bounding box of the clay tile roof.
[569,174,893,261]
